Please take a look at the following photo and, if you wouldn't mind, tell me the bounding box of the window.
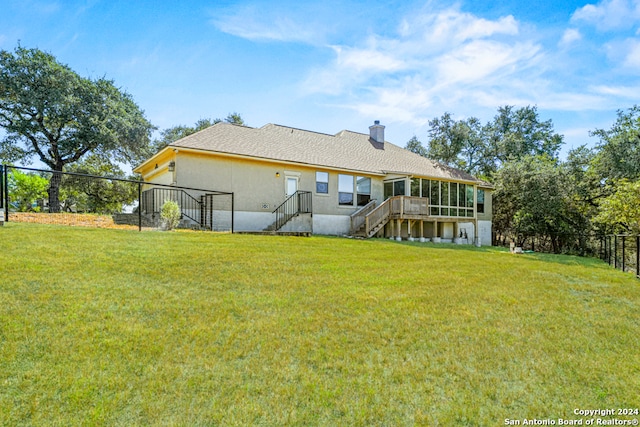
[338,174,354,206]
[477,189,485,214]
[450,182,458,207]
[356,176,371,206]
[384,179,406,199]
[384,182,393,199]
[394,180,405,196]
[424,180,476,217]
[440,182,449,207]
[459,184,466,207]
[421,179,429,199]
[316,171,328,194]
[431,181,439,206]
[411,178,420,197]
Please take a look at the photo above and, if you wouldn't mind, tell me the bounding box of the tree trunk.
[48,167,63,213]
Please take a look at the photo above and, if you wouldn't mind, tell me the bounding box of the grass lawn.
[1,223,639,426]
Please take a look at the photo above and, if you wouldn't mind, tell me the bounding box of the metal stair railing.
[141,187,204,226]
[272,190,312,231]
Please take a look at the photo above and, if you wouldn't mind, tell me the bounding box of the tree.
[492,155,586,253]
[594,179,640,234]
[0,46,154,212]
[484,105,563,177]
[590,105,640,182]
[405,136,427,157]
[7,169,48,212]
[152,113,246,152]
[425,112,468,168]
[222,112,245,126]
[418,113,488,176]
[60,155,138,213]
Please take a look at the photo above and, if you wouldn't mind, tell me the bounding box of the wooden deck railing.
[350,199,377,234]
[352,196,430,237]
[390,196,429,217]
[364,198,391,236]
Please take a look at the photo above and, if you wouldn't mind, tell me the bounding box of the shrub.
[160,200,181,230]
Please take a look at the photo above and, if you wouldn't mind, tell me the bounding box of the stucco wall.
[167,151,383,233]
[478,220,492,246]
[478,189,492,222]
[140,150,492,237]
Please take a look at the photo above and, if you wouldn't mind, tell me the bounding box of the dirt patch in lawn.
[8,212,140,230]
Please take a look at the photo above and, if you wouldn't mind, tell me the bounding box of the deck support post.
[389,218,394,240]
[419,221,426,242]
[396,219,402,241]
[433,220,441,243]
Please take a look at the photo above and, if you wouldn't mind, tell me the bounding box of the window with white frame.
[407,178,476,217]
[356,176,371,206]
[316,171,329,194]
[477,189,485,214]
[384,179,406,199]
[338,174,354,206]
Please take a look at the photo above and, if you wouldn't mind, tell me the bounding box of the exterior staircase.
[350,196,429,238]
[264,191,312,232]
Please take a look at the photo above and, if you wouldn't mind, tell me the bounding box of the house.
[134,121,493,244]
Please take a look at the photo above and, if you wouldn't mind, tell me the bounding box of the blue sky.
[2,0,640,156]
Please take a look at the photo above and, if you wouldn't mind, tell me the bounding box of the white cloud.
[399,6,518,46]
[300,5,555,125]
[211,5,325,44]
[293,2,640,132]
[333,45,406,73]
[436,40,541,85]
[592,83,640,97]
[571,0,640,31]
[622,38,640,66]
[560,28,582,46]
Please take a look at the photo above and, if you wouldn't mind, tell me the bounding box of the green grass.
[1,223,639,426]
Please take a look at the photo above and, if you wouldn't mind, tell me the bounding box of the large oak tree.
[0,46,154,212]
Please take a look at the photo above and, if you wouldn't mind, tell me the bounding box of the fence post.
[636,235,639,278]
[138,181,142,232]
[622,235,626,273]
[231,193,234,233]
[4,166,8,223]
[609,236,613,266]
[0,165,3,210]
[598,236,602,260]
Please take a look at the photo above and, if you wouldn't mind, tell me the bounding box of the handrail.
[272,190,312,231]
[364,197,392,236]
[350,199,377,234]
[141,187,204,226]
[390,196,429,216]
[357,196,430,237]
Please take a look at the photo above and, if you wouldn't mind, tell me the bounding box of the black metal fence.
[491,231,639,279]
[600,234,640,279]
[1,165,234,232]
[491,232,602,256]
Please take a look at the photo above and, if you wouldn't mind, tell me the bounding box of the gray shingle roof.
[168,122,482,183]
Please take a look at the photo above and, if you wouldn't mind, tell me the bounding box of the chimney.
[369,120,385,143]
